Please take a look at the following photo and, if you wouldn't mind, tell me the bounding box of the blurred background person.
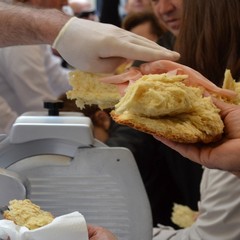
[122,11,164,42]
[99,0,153,27]
[124,0,152,15]
[69,0,99,21]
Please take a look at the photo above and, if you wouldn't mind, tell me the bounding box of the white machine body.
[0,111,152,240]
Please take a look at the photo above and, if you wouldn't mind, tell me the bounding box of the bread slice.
[3,199,54,230]
[171,203,198,228]
[222,69,240,104]
[66,71,224,143]
[66,71,121,109]
[111,74,224,143]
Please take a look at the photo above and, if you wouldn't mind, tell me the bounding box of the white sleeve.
[44,45,71,96]
[192,169,240,240]
[153,168,240,240]
[4,45,58,113]
[0,96,17,134]
[4,45,70,113]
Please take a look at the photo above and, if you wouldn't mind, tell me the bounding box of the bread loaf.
[171,203,198,228]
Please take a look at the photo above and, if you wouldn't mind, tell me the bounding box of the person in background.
[69,0,91,15]
[122,11,164,42]
[130,0,182,65]
[69,1,99,21]
[151,0,182,39]
[99,0,152,27]
[124,0,152,15]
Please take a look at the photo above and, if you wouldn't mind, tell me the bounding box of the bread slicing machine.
[0,101,152,240]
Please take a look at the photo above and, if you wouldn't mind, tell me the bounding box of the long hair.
[175,0,240,86]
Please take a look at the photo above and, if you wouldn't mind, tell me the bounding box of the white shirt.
[153,168,240,240]
[0,44,71,116]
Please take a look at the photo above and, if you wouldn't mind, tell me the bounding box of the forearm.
[0,2,70,47]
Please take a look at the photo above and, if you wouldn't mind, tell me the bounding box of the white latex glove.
[53,17,180,73]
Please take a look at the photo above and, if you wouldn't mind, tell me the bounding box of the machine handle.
[44,100,64,116]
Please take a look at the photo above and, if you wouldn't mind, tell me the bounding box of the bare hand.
[88,225,118,240]
[154,99,240,176]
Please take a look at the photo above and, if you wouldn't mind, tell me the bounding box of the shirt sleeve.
[3,45,70,113]
[153,168,240,240]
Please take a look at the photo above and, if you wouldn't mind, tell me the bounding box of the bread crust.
[111,111,223,143]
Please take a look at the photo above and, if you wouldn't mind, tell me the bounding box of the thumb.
[212,97,238,117]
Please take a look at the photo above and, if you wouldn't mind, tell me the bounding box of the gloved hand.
[53,17,180,73]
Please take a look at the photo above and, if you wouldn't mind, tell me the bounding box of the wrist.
[36,9,71,45]
[52,16,76,48]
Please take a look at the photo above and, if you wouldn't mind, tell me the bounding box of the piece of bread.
[3,199,54,230]
[67,71,121,110]
[111,74,224,143]
[171,203,198,228]
[222,69,240,104]
[66,70,224,143]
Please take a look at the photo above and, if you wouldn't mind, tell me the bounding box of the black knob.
[43,100,64,116]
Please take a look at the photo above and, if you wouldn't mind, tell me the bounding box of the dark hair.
[122,11,164,39]
[175,0,240,86]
